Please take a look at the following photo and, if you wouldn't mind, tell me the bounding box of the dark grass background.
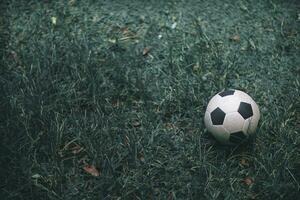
[1,0,300,199]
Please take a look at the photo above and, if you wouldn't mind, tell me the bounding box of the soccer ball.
[204,89,260,145]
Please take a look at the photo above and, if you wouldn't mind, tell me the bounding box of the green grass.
[1,0,300,199]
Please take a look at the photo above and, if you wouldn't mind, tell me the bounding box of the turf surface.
[1,0,300,199]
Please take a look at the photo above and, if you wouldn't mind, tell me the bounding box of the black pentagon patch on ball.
[238,102,253,119]
[230,131,247,143]
[211,107,226,125]
[219,90,235,97]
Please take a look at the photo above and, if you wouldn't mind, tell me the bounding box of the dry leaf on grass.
[165,123,177,130]
[70,144,83,154]
[121,27,129,34]
[83,165,100,177]
[240,158,249,167]
[143,47,150,56]
[138,151,145,162]
[123,135,130,146]
[111,99,120,108]
[244,177,253,186]
[230,35,240,42]
[60,140,84,156]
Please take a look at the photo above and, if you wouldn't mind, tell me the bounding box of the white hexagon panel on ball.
[204,89,260,145]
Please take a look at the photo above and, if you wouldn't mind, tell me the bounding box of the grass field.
[1,0,300,199]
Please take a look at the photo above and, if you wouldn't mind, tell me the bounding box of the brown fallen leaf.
[121,27,129,34]
[138,151,145,162]
[240,158,249,167]
[70,144,83,154]
[124,135,130,146]
[143,47,150,56]
[244,176,253,186]
[111,99,120,108]
[230,35,240,42]
[83,165,100,177]
[165,123,177,130]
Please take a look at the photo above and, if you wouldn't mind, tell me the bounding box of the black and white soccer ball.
[204,89,260,145]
